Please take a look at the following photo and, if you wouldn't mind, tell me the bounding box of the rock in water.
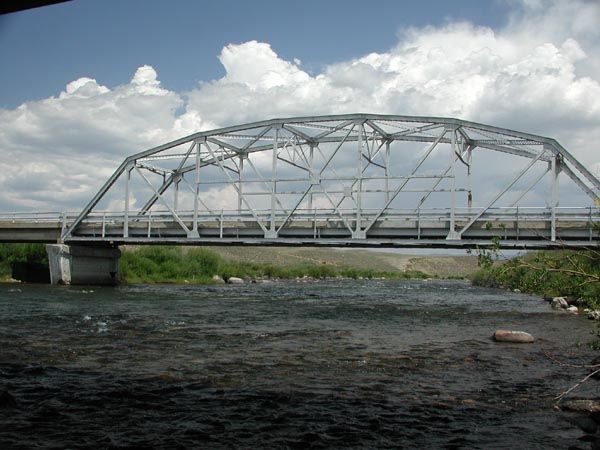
[551,297,569,309]
[493,329,535,343]
[226,277,244,284]
[572,415,598,434]
[566,305,579,313]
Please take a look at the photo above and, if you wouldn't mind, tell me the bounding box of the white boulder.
[226,277,244,284]
[551,297,569,309]
[212,275,225,284]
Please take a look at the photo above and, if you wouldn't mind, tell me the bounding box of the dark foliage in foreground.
[0,244,48,278]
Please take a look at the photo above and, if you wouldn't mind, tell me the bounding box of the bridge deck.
[1,207,598,249]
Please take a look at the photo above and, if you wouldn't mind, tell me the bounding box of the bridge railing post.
[516,206,519,241]
[60,212,67,241]
[590,205,593,242]
[219,209,223,239]
[147,211,152,238]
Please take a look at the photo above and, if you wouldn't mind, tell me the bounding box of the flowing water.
[0,279,597,449]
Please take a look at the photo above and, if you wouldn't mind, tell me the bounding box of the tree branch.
[517,260,600,283]
[555,367,600,402]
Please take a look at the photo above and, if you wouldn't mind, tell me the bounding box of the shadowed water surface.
[0,279,597,448]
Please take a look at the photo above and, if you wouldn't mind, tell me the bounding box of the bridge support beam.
[46,244,120,286]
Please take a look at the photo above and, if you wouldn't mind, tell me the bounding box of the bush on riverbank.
[471,250,600,309]
[120,246,427,284]
[0,244,48,279]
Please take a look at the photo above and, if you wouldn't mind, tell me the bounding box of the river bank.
[1,243,480,284]
[471,249,600,310]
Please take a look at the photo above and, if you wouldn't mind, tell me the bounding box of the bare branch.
[543,350,600,369]
[517,260,600,283]
[555,367,600,402]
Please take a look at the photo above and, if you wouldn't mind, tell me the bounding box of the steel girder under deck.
[61,114,600,248]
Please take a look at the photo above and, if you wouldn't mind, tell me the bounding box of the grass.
[119,246,428,284]
[0,243,439,285]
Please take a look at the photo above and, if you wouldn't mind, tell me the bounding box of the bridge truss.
[61,114,600,248]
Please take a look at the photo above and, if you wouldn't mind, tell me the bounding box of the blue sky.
[0,0,509,109]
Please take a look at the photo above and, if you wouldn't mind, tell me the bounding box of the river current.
[0,279,597,449]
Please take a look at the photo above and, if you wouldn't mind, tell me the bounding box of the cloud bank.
[1,0,599,211]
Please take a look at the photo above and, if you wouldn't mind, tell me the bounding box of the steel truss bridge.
[3,114,600,249]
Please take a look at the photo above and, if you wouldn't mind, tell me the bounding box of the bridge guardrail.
[1,207,599,244]
[2,207,599,226]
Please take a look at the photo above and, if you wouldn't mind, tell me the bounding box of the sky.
[0,0,509,109]
[1,0,599,213]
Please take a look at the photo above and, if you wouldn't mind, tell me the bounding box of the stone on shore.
[551,297,569,309]
[493,329,535,343]
[560,399,600,413]
[588,310,600,321]
[226,277,244,284]
[212,275,225,284]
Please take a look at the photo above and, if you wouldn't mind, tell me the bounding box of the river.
[0,279,597,448]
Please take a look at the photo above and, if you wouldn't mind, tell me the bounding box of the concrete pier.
[46,244,120,285]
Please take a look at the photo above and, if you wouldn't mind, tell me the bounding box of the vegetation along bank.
[471,249,600,310]
[2,244,457,284]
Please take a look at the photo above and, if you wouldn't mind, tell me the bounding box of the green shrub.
[472,250,600,309]
[186,248,220,277]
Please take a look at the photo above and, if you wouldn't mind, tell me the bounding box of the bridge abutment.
[46,244,120,285]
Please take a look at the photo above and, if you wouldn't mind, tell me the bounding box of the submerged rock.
[226,277,244,284]
[0,390,18,409]
[551,297,569,309]
[493,329,535,343]
[571,415,598,434]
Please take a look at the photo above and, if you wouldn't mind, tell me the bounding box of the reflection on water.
[0,280,596,448]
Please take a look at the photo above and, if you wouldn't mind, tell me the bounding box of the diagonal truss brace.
[362,129,448,235]
[134,166,191,235]
[203,141,269,235]
[457,149,547,238]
